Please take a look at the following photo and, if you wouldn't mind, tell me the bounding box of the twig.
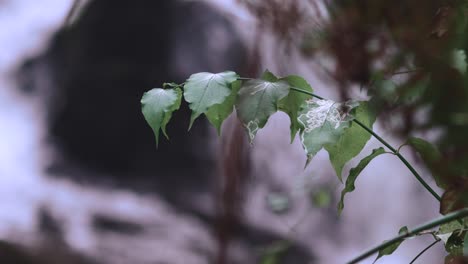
[347,208,468,264]
[409,239,440,264]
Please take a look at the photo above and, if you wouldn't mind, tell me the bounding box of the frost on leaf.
[298,99,351,132]
[246,120,260,142]
[298,99,358,163]
[236,78,289,143]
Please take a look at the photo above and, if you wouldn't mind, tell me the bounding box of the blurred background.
[0,0,455,263]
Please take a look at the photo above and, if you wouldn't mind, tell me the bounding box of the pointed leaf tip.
[141,88,182,147]
[338,147,386,213]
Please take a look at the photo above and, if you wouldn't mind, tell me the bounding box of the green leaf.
[205,80,241,135]
[297,99,359,164]
[440,219,465,234]
[141,88,182,146]
[436,218,468,256]
[278,75,314,142]
[373,226,409,263]
[183,71,238,129]
[261,69,279,82]
[236,78,290,142]
[406,137,445,188]
[338,147,386,213]
[451,49,467,74]
[325,101,376,181]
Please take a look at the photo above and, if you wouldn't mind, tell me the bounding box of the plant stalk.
[409,239,440,264]
[353,119,441,201]
[289,86,441,202]
[347,208,468,264]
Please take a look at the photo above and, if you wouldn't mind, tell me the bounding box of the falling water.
[0,0,445,263]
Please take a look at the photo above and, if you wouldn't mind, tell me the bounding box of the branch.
[289,86,441,202]
[347,208,468,264]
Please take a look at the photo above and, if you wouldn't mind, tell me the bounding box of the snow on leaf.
[278,75,314,142]
[246,120,260,142]
[236,78,290,143]
[437,233,453,245]
[298,99,358,163]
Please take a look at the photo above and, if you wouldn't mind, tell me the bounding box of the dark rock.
[20,0,246,200]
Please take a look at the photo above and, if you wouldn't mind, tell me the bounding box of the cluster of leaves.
[140,70,467,262]
[71,0,468,261]
[243,0,468,226]
[141,70,381,211]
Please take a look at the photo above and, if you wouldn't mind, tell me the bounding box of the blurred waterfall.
[0,0,445,263]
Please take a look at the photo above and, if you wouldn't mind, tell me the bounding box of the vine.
[140,70,467,263]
